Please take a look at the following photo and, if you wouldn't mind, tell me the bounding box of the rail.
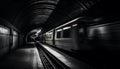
[36,43,70,69]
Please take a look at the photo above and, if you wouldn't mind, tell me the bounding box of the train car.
[42,18,82,51]
[44,30,53,45]
[41,16,120,52]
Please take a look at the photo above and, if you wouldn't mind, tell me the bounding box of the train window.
[56,29,62,38]
[63,27,71,38]
[88,25,107,40]
[0,26,10,34]
[46,32,53,39]
[57,31,61,38]
[49,32,53,39]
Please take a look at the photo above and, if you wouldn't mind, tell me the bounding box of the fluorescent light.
[57,29,62,32]
[0,27,9,34]
[63,26,71,30]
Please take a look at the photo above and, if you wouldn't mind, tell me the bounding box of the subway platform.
[0,44,43,69]
[0,43,95,69]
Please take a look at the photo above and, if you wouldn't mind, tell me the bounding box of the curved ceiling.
[14,0,60,34]
[0,0,105,34]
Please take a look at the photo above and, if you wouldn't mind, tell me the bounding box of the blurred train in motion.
[40,17,120,52]
[0,18,24,58]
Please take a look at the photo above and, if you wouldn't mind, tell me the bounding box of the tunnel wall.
[0,29,10,57]
[0,18,24,59]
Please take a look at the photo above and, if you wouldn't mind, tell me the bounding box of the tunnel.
[0,0,120,69]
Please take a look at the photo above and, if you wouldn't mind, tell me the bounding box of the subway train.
[0,18,24,59]
[39,17,120,68]
[40,17,120,52]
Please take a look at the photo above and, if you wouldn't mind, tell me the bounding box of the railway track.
[36,44,70,69]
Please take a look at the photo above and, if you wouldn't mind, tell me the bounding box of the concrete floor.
[0,46,44,69]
